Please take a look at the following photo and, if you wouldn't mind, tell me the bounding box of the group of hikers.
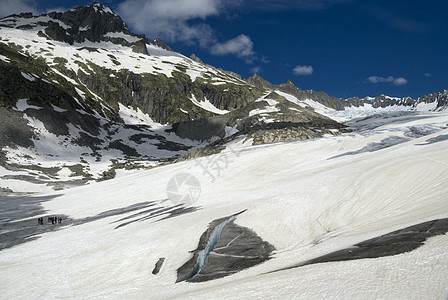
[37,216,62,225]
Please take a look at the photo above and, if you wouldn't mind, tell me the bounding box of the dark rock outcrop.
[176,211,274,282]
[152,258,165,275]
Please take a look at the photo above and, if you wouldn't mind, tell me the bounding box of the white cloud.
[118,0,257,61]
[367,76,393,83]
[261,56,270,63]
[45,7,68,13]
[118,0,223,47]
[118,0,255,60]
[424,73,431,77]
[393,77,408,86]
[367,76,408,86]
[211,34,254,58]
[251,66,262,74]
[0,0,38,18]
[370,7,430,34]
[248,0,353,10]
[293,65,313,75]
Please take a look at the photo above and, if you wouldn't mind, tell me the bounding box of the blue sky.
[1,0,447,99]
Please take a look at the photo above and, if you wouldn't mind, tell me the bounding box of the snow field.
[0,25,244,86]
[1,112,447,298]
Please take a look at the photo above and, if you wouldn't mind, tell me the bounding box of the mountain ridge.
[0,2,446,195]
[245,73,448,111]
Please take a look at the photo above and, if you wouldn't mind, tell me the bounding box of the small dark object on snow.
[152,258,165,275]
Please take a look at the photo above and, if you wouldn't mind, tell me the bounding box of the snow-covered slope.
[0,24,246,86]
[0,4,264,194]
[1,110,447,299]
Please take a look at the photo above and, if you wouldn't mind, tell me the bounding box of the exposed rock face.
[76,65,263,125]
[248,126,331,145]
[175,144,225,161]
[172,116,228,140]
[0,108,34,149]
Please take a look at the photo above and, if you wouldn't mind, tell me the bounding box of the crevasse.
[180,216,236,281]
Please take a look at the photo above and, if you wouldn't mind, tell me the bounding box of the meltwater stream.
[177,216,236,282]
[176,209,274,282]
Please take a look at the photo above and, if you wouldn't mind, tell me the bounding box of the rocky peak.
[277,80,302,93]
[90,2,117,15]
[418,90,448,109]
[246,74,274,89]
[151,38,173,51]
[46,4,127,40]
[277,80,347,110]
[190,54,203,64]
[46,3,149,52]
[0,2,150,54]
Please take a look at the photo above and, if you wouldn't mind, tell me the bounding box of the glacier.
[1,110,447,299]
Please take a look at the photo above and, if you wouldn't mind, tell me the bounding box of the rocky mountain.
[0,3,445,195]
[0,3,344,194]
[246,74,448,111]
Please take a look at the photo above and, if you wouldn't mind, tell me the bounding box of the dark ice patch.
[350,112,434,131]
[330,136,410,159]
[417,134,448,145]
[176,210,274,283]
[402,125,440,138]
[271,218,448,274]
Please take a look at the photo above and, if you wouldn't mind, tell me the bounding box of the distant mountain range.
[0,2,446,195]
